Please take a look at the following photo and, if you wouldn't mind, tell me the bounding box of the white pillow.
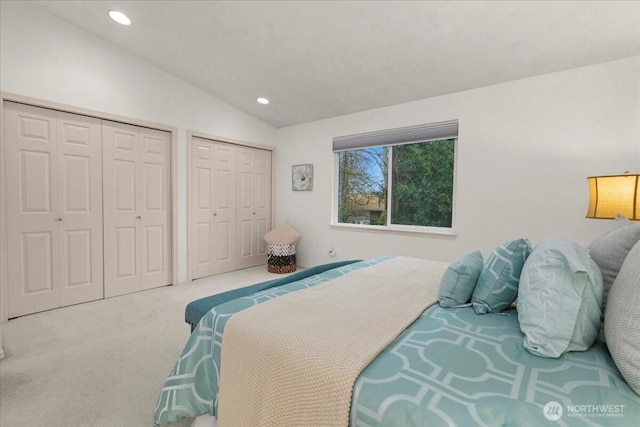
[518,239,603,358]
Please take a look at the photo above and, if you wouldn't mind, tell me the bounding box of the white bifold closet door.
[235,145,271,270]
[191,139,235,278]
[5,102,104,318]
[102,121,171,298]
[190,138,271,280]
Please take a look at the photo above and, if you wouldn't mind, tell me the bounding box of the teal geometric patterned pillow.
[472,238,532,314]
[438,251,483,308]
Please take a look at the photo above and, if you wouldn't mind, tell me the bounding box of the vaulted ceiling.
[31,1,640,128]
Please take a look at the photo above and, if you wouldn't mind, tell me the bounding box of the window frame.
[331,125,458,236]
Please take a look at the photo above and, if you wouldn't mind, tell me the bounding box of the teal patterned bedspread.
[352,306,640,427]
[154,257,640,426]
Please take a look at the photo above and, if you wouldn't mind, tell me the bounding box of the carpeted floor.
[0,266,280,427]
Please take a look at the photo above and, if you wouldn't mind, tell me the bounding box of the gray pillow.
[588,215,640,339]
[604,240,640,396]
[438,251,483,308]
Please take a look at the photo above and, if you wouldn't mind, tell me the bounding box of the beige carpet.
[0,266,281,427]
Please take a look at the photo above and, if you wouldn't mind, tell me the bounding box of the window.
[334,121,457,232]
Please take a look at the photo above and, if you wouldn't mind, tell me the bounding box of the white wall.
[275,57,640,267]
[0,1,276,288]
[1,2,638,299]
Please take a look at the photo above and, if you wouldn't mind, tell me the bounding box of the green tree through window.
[391,139,454,227]
[337,138,455,228]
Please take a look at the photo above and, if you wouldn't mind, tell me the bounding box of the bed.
[154,227,640,427]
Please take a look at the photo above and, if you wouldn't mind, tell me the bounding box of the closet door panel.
[256,219,269,255]
[237,165,254,263]
[57,112,103,306]
[238,220,252,257]
[196,223,212,264]
[22,232,54,283]
[5,103,60,317]
[62,230,93,285]
[103,122,171,295]
[253,150,271,258]
[19,151,53,213]
[140,128,170,290]
[190,138,215,279]
[235,147,271,269]
[115,227,137,277]
[103,122,140,297]
[211,143,235,274]
[189,139,237,279]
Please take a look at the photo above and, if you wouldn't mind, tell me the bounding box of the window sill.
[330,222,457,238]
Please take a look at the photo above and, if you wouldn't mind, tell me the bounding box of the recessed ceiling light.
[109,10,131,26]
[257,97,270,105]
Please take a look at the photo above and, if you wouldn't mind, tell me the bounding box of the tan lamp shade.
[586,173,639,220]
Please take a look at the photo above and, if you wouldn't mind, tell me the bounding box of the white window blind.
[332,120,458,152]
